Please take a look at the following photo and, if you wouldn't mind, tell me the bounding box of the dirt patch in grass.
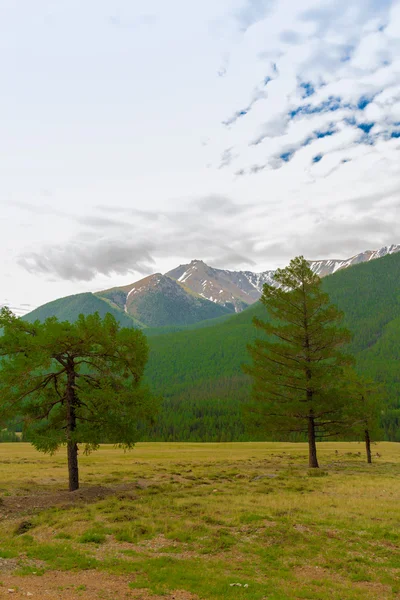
[0,557,46,575]
[0,481,158,517]
[355,581,394,598]
[0,557,20,574]
[0,571,199,599]
[294,565,338,581]
[294,566,394,599]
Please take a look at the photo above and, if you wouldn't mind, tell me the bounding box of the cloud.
[18,171,400,282]
[280,30,302,45]
[19,240,156,282]
[256,214,400,262]
[219,0,400,177]
[78,215,130,229]
[217,53,230,77]
[218,147,237,168]
[0,300,33,316]
[13,201,67,218]
[236,0,276,32]
[222,76,273,126]
[18,196,261,281]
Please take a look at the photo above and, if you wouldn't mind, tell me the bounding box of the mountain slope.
[167,259,275,312]
[166,245,400,310]
[97,274,233,328]
[145,252,400,441]
[23,243,400,329]
[24,293,139,328]
[310,244,400,277]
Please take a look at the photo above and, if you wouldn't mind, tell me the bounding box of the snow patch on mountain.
[167,245,400,312]
[310,244,400,278]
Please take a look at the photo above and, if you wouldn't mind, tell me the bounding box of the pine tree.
[341,371,382,463]
[0,308,158,490]
[244,256,354,468]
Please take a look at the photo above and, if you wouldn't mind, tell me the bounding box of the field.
[0,442,399,600]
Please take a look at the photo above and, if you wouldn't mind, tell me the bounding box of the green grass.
[0,442,399,598]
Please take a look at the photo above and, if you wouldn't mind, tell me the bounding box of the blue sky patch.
[314,127,336,138]
[280,150,295,162]
[312,154,323,163]
[289,96,342,118]
[358,122,374,134]
[300,81,315,98]
[357,96,373,110]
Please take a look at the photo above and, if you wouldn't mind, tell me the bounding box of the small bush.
[115,530,135,543]
[79,531,106,544]
[307,470,329,477]
[14,520,34,536]
[54,532,72,540]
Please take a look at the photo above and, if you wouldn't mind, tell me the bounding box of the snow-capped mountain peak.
[309,244,400,277]
[168,245,400,310]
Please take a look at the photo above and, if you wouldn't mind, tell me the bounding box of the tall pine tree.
[244,256,353,467]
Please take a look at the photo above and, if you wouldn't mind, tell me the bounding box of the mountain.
[144,251,400,442]
[23,244,400,329]
[309,244,400,277]
[23,293,140,328]
[166,245,400,310]
[97,274,232,328]
[166,260,275,312]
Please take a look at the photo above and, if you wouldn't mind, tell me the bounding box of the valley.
[19,249,400,443]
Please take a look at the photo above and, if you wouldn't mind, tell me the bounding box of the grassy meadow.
[0,442,399,599]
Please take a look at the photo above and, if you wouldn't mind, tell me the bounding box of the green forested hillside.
[123,289,232,328]
[25,284,233,330]
[144,252,400,441]
[24,293,140,329]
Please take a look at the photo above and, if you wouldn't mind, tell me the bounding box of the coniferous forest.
[142,252,400,442]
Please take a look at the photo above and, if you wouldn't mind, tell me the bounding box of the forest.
[143,252,400,441]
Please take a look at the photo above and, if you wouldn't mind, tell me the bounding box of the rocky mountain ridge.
[97,272,232,328]
[24,244,400,328]
[309,244,400,277]
[164,244,400,311]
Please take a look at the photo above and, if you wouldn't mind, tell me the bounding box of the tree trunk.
[365,429,372,464]
[308,414,319,468]
[66,362,79,491]
[67,441,79,491]
[302,284,318,469]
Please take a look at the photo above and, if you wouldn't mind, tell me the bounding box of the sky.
[1,0,400,314]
